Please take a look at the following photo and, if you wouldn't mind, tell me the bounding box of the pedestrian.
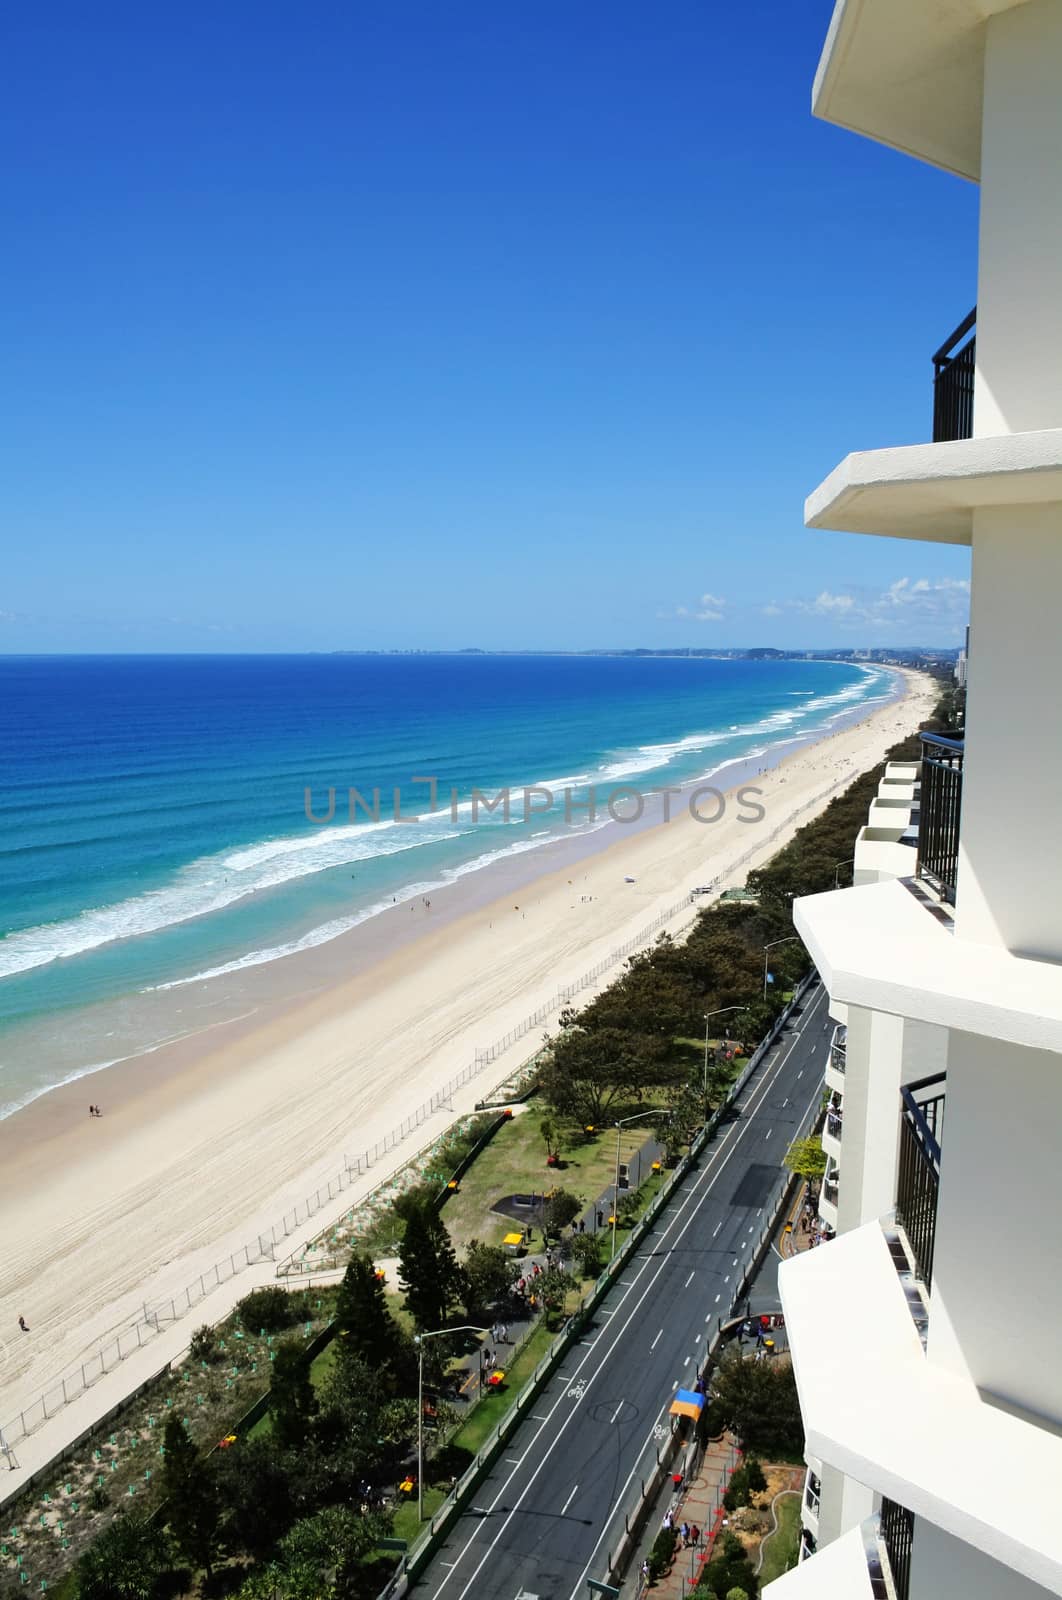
[596,1210,603,1230]
[579,1219,585,1233]
[690,1524,701,1548]
[18,1315,29,1333]
[680,1521,690,1547]
[641,1557,650,1583]
[499,1323,508,1344]
[662,1510,673,1532]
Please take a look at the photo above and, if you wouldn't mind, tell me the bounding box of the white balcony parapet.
[804,427,1062,546]
[762,1522,876,1598]
[794,878,1062,1055]
[779,1222,1062,1594]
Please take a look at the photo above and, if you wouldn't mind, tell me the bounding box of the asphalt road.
[416,980,832,1600]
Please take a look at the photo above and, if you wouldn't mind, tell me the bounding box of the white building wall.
[909,1516,1057,1600]
[974,0,1062,437]
[955,505,1062,960]
[814,1460,873,1548]
[928,1029,1062,1428]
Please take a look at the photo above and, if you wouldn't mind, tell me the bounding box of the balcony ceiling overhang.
[805,429,1062,545]
[794,877,1062,1054]
[752,1524,876,1599]
[813,0,1026,182]
[781,1223,1062,1593]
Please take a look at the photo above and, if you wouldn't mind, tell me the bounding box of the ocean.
[0,653,894,1116]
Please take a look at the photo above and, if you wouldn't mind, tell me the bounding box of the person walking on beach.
[18,1316,28,1333]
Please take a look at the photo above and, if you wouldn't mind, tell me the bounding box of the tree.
[334,1251,403,1384]
[279,1505,392,1593]
[533,1266,574,1326]
[709,1349,803,1457]
[568,1232,602,1278]
[464,1239,515,1314]
[271,1337,318,1449]
[541,1026,671,1125]
[539,1115,558,1160]
[73,1516,170,1600]
[782,1136,827,1184]
[543,1188,582,1237]
[160,1413,221,1577]
[399,1202,463,1330]
[696,1533,758,1599]
[216,1433,296,1558]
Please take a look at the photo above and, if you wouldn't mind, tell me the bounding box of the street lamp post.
[611,1111,671,1262]
[763,936,802,1003]
[702,1006,750,1118]
[413,1324,488,1521]
[832,857,856,889]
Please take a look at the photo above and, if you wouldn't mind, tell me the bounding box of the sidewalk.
[631,1433,743,1598]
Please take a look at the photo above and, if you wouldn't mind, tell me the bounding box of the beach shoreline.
[0,667,936,1452]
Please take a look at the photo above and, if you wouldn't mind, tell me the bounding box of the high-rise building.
[766,4,1062,1598]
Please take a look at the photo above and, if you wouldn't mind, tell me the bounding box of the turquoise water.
[0,654,892,1113]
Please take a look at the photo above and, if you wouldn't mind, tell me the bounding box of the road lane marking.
[683,1356,690,1367]
[712,1221,722,1236]
[764,1129,772,1140]
[684,1270,696,1288]
[432,987,826,1600]
[650,1328,663,1350]
[561,1483,579,1516]
[610,1400,625,1423]
[714,1293,721,1303]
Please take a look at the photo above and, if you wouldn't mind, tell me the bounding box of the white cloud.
[695,608,724,622]
[761,602,783,617]
[700,592,726,609]
[781,576,970,634]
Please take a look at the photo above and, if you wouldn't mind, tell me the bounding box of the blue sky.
[2,2,977,652]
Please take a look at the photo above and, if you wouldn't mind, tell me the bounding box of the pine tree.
[161,1414,220,1577]
[334,1251,403,1383]
[398,1202,463,1330]
[271,1337,317,1449]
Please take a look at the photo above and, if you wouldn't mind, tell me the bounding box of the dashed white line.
[650,1328,663,1351]
[765,1129,772,1140]
[712,1221,723,1237]
[560,1483,580,1516]
[683,1356,691,1368]
[684,1270,696,1288]
[714,1293,721,1303]
[610,1400,625,1424]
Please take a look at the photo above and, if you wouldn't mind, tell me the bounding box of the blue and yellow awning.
[669,1387,704,1421]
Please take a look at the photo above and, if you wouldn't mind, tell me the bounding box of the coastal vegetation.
[1,696,957,1599]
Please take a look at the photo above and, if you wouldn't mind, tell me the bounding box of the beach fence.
[0,774,849,1456]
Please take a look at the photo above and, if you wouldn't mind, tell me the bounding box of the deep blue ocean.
[0,654,892,1114]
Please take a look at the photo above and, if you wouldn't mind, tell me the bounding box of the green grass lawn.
[392,1483,448,1545]
[440,1106,666,1250]
[758,1490,802,1583]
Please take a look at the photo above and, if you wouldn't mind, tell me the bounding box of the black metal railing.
[896,1072,945,1287]
[830,1024,846,1075]
[826,1111,843,1140]
[916,732,963,905]
[880,1498,915,1600]
[932,307,976,441]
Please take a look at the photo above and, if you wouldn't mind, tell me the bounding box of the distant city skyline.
[3,1,974,653]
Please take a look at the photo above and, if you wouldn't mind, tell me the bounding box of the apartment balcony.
[778,1221,1062,1595]
[818,1165,839,1232]
[803,1467,822,1536]
[915,733,963,907]
[895,1073,944,1289]
[932,309,976,443]
[879,1497,915,1600]
[825,1024,847,1094]
[821,1107,843,1164]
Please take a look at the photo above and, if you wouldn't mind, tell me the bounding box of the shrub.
[568,1231,602,1279]
[237,1286,301,1335]
[543,1189,582,1237]
[188,1324,218,1363]
[723,1465,750,1511]
[745,1457,766,1495]
[648,1526,679,1580]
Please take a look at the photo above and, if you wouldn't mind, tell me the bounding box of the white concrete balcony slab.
[762,1523,875,1598]
[885,762,920,783]
[779,1222,1062,1594]
[805,427,1062,546]
[867,799,914,831]
[818,1185,839,1233]
[853,826,918,886]
[794,878,1062,1055]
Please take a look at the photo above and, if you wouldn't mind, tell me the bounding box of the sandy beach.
[0,669,935,1453]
